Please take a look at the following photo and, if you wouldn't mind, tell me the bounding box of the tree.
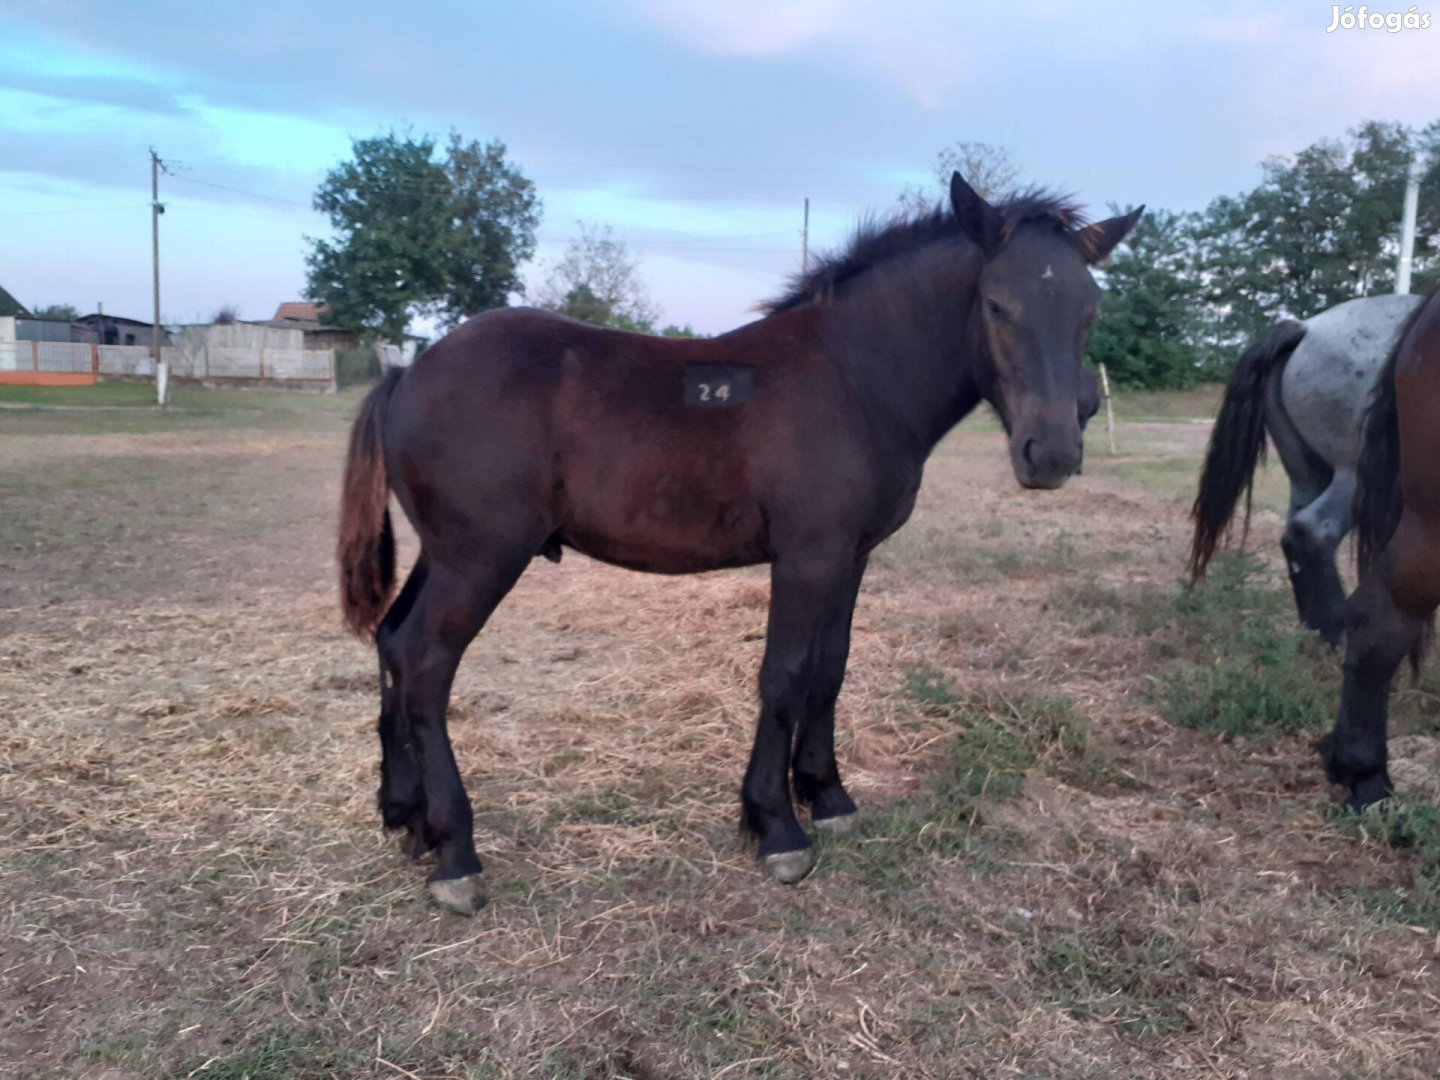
[436,132,541,326]
[1191,120,1440,351]
[1088,208,1209,389]
[30,303,79,321]
[305,130,540,343]
[898,142,1021,214]
[535,224,661,331]
[211,304,239,325]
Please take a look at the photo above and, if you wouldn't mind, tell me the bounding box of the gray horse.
[1189,294,1423,644]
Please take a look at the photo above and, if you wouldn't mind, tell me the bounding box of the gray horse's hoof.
[764,847,818,885]
[428,873,487,915]
[812,811,858,835]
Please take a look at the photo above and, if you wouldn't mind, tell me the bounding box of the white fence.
[0,340,334,384]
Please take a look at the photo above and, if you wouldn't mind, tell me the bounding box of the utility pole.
[1396,153,1423,296]
[150,148,168,406]
[801,197,810,273]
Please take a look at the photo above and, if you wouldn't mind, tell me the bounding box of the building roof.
[0,285,29,318]
[273,301,330,322]
[77,313,159,328]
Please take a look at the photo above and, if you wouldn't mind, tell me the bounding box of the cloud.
[625,0,841,56]
[0,71,188,115]
[618,0,978,108]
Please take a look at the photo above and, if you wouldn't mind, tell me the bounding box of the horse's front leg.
[1320,570,1424,809]
[792,555,868,833]
[741,551,856,884]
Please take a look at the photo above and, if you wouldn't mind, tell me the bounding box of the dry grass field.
[3,381,1440,1078]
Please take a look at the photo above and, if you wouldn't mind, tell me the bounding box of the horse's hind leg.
[742,551,857,884]
[1282,469,1354,646]
[1320,565,1427,809]
[376,554,430,858]
[388,552,530,914]
[792,555,867,833]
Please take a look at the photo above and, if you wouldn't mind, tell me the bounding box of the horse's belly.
[557,464,770,573]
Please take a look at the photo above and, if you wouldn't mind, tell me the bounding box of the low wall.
[0,371,97,387]
[0,338,335,388]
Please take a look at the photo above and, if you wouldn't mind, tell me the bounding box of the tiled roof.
[273,301,328,322]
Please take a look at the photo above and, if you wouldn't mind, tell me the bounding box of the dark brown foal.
[337,173,1141,913]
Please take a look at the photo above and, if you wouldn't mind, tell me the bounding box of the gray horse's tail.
[1189,319,1308,581]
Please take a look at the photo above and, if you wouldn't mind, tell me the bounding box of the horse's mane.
[763,188,1088,314]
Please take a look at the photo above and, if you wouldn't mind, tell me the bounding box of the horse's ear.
[1072,206,1144,264]
[950,172,1000,254]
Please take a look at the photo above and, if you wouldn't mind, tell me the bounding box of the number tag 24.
[683,364,755,407]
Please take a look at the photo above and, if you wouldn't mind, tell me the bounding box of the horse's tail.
[1189,319,1308,580]
[1355,346,1402,580]
[338,368,404,638]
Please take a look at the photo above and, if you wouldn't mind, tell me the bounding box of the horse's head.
[951,173,1140,490]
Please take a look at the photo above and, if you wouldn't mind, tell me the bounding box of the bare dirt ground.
[2,386,1439,1079]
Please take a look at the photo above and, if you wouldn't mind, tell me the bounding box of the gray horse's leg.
[1282,470,1355,646]
[1265,369,1347,644]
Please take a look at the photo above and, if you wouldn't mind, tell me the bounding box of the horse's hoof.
[428,873,487,915]
[764,847,817,885]
[813,811,858,835]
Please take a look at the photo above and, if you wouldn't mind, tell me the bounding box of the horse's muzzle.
[1013,433,1082,490]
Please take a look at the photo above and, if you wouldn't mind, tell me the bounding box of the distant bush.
[335,346,381,386]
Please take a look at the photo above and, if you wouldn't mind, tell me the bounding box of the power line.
[168,172,310,206]
[0,203,149,216]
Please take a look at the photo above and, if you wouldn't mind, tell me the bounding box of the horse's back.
[382,304,874,575]
[1282,294,1423,469]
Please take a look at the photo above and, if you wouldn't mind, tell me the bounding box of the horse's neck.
[824,253,986,456]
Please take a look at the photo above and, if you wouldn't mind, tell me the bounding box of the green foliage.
[1093,118,1440,388]
[305,129,540,343]
[30,302,80,322]
[1190,119,1440,354]
[1158,553,1332,738]
[1088,208,1209,389]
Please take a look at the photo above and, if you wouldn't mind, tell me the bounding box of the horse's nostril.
[1022,438,1038,474]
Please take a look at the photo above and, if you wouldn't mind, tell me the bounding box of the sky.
[1,0,1438,335]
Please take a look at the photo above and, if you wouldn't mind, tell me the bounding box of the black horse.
[337,173,1141,913]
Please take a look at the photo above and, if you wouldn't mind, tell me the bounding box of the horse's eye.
[986,298,1005,318]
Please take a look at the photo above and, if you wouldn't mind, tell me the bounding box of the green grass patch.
[174,1034,363,1079]
[1155,553,1333,738]
[1331,794,1440,929]
[0,381,161,407]
[0,381,360,436]
[1109,383,1223,421]
[1031,921,1192,1038]
[552,786,684,829]
[828,670,1137,892]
